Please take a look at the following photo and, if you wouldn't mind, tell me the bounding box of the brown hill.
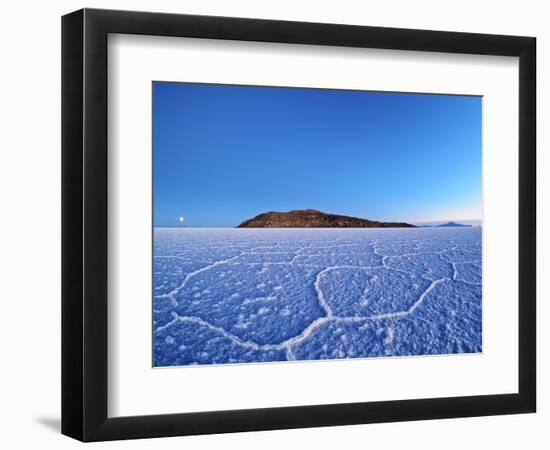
[237,209,415,228]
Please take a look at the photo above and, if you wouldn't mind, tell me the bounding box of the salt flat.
[153,227,482,367]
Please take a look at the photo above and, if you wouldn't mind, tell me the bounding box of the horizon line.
[154,220,483,229]
[154,217,483,228]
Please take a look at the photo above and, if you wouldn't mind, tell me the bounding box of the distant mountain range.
[438,221,472,227]
[420,221,473,228]
[237,209,415,228]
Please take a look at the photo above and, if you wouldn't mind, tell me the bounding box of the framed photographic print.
[61,8,536,441]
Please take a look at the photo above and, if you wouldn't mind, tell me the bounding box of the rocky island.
[237,209,415,228]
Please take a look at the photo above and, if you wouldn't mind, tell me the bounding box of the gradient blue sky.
[153,82,481,227]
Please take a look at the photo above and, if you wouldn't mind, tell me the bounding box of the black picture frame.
[62,8,536,442]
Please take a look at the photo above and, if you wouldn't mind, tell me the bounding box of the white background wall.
[0,1,546,448]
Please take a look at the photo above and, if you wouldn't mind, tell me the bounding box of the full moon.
[178,216,185,223]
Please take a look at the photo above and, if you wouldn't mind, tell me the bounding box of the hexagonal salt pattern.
[153,227,482,366]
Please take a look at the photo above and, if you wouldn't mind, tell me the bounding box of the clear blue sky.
[153,82,481,227]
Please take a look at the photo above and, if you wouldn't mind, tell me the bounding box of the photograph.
[152,82,482,367]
